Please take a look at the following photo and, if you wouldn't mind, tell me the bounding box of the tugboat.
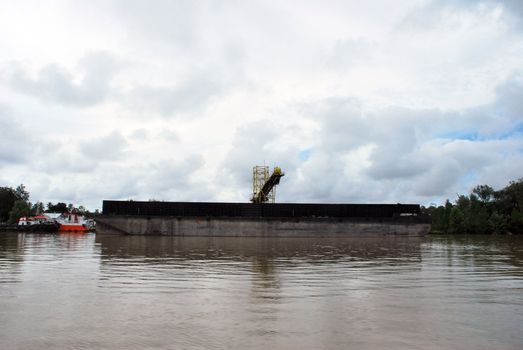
[16,210,91,233]
[55,211,90,233]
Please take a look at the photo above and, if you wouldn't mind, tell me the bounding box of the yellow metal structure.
[251,166,284,203]
[252,166,270,202]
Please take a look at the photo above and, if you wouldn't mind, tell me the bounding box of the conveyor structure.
[251,166,284,204]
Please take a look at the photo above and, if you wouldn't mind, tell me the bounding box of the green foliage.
[510,209,523,233]
[428,178,523,235]
[488,212,508,235]
[472,185,495,203]
[1,184,31,224]
[448,207,465,234]
[14,184,30,202]
[8,200,31,224]
[1,184,92,223]
[0,187,17,222]
[46,202,68,213]
[30,201,45,215]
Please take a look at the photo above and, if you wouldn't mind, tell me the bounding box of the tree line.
[0,184,97,224]
[2,180,522,233]
[423,178,523,234]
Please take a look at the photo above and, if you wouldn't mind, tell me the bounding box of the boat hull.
[97,201,431,237]
[59,224,89,232]
[96,215,430,237]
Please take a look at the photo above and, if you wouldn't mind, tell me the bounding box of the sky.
[0,0,522,210]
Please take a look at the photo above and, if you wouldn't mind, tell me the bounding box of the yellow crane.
[251,166,284,203]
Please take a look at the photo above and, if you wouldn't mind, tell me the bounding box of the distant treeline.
[0,184,96,224]
[423,178,523,234]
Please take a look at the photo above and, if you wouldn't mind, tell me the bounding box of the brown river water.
[0,233,522,350]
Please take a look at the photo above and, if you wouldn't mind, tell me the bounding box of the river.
[0,233,522,350]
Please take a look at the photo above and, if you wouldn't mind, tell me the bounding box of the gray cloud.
[219,120,303,200]
[499,0,523,18]
[124,71,223,117]
[492,76,523,122]
[275,76,523,203]
[33,151,210,208]
[158,128,180,143]
[452,0,523,18]
[326,38,376,70]
[314,98,369,152]
[3,52,239,118]
[79,154,209,203]
[33,143,93,174]
[3,51,119,107]
[32,131,128,175]
[220,121,281,189]
[109,0,204,52]
[1,0,522,209]
[79,130,127,161]
[143,155,209,200]
[402,0,523,31]
[0,104,32,165]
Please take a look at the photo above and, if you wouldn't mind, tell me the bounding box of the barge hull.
[97,201,430,237]
[96,216,430,237]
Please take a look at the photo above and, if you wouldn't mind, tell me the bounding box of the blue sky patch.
[460,171,479,190]
[438,123,523,142]
[298,149,313,162]
[438,131,479,141]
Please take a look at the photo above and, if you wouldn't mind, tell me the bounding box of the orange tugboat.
[55,211,89,232]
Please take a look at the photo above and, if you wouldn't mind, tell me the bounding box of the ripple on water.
[0,234,522,349]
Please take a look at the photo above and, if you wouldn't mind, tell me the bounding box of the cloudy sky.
[1,0,522,210]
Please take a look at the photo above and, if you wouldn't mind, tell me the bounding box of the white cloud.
[0,104,33,165]
[3,52,119,107]
[0,0,522,210]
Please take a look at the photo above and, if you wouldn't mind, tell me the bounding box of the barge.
[96,201,431,237]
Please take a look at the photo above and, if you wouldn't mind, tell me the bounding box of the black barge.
[96,201,430,237]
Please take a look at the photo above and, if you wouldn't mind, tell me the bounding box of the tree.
[0,187,17,223]
[37,202,44,214]
[14,184,30,202]
[46,202,68,213]
[448,207,466,234]
[31,202,45,215]
[495,178,523,215]
[8,200,31,224]
[488,212,508,235]
[473,185,495,204]
[426,204,448,234]
[443,200,453,232]
[510,209,523,234]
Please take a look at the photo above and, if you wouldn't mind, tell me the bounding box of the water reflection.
[95,235,423,263]
[425,235,523,276]
[0,233,521,350]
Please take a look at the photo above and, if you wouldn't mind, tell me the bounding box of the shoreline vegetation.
[2,179,522,235]
[423,178,523,235]
[0,184,96,225]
